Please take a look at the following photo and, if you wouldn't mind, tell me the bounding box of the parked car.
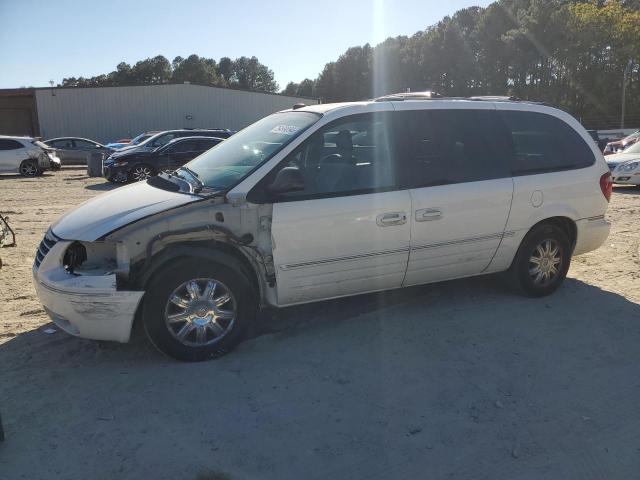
[0,136,60,176]
[105,131,161,150]
[32,94,611,361]
[110,129,234,157]
[43,137,113,165]
[606,141,640,186]
[603,130,640,155]
[103,136,224,182]
[106,131,158,151]
[104,138,131,150]
[103,129,235,178]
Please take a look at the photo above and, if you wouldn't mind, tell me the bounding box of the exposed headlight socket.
[63,242,87,274]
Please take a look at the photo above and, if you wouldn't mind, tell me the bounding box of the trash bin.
[86,152,104,177]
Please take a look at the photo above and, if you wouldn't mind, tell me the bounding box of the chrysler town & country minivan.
[33,93,612,361]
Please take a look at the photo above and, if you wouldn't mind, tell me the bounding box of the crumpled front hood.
[51,181,201,241]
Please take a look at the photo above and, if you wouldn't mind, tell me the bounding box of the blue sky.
[0,0,492,90]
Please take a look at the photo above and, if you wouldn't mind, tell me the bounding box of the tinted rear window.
[0,139,24,150]
[499,110,595,175]
[394,109,510,188]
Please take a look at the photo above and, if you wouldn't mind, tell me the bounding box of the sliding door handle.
[376,212,408,227]
[416,208,442,221]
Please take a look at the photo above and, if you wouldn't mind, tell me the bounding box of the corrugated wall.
[35,84,318,143]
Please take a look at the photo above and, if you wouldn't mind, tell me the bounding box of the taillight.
[600,172,613,202]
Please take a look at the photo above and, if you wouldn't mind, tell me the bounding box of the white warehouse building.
[0,83,318,143]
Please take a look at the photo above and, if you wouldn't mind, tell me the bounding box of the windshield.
[623,141,640,154]
[147,132,179,148]
[130,133,151,145]
[625,131,640,140]
[185,111,320,189]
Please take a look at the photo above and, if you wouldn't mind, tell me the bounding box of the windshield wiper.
[176,167,204,193]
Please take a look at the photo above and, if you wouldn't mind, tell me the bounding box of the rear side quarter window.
[499,110,596,175]
[0,139,24,150]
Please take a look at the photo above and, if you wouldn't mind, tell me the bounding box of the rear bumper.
[573,216,611,256]
[32,240,144,343]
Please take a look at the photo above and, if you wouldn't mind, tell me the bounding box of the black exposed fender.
[133,243,261,300]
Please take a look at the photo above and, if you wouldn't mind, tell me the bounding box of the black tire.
[507,223,571,297]
[108,172,128,184]
[129,163,155,182]
[19,160,38,177]
[142,257,256,361]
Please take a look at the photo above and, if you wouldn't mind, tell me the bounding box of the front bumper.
[32,239,144,343]
[612,173,640,185]
[102,163,128,182]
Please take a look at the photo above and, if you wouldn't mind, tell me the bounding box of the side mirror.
[267,167,305,195]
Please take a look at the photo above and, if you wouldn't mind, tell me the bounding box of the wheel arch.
[132,242,262,302]
[508,215,577,271]
[528,216,577,250]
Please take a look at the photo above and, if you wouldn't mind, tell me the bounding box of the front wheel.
[19,160,38,177]
[129,164,155,182]
[142,258,256,361]
[507,224,571,297]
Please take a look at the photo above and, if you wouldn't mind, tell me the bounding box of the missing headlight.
[63,242,87,274]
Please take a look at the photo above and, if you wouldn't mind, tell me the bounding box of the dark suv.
[105,128,233,157]
[103,136,224,182]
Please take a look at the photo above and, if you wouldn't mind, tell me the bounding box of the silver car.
[43,137,113,165]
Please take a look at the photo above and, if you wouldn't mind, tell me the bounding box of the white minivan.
[33,93,612,361]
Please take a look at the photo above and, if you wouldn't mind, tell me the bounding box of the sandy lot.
[1,167,639,479]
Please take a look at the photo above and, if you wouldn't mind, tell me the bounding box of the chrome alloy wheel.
[528,239,562,287]
[20,162,38,176]
[131,165,152,181]
[164,278,237,347]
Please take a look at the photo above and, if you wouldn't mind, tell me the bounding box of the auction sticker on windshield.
[270,125,300,135]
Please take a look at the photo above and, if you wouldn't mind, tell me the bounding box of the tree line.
[58,1,639,129]
[285,0,640,129]
[59,54,278,93]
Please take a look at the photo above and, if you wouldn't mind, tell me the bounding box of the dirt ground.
[1,167,639,479]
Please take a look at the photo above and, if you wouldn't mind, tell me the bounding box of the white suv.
[0,136,60,176]
[32,93,612,361]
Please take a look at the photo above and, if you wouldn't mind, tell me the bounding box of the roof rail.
[374,91,442,102]
[373,92,544,105]
[468,95,520,101]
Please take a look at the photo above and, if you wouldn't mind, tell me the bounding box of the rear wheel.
[129,164,155,182]
[19,160,38,177]
[508,224,571,297]
[142,258,256,361]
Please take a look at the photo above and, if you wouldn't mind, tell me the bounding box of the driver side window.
[269,113,396,200]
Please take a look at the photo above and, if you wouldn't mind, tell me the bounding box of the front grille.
[34,230,59,268]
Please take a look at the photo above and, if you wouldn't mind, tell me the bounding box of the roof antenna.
[292,103,306,110]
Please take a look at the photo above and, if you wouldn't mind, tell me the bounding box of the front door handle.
[376,212,408,227]
[416,208,443,221]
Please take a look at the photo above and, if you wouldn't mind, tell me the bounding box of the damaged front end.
[104,195,277,308]
[32,230,144,342]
